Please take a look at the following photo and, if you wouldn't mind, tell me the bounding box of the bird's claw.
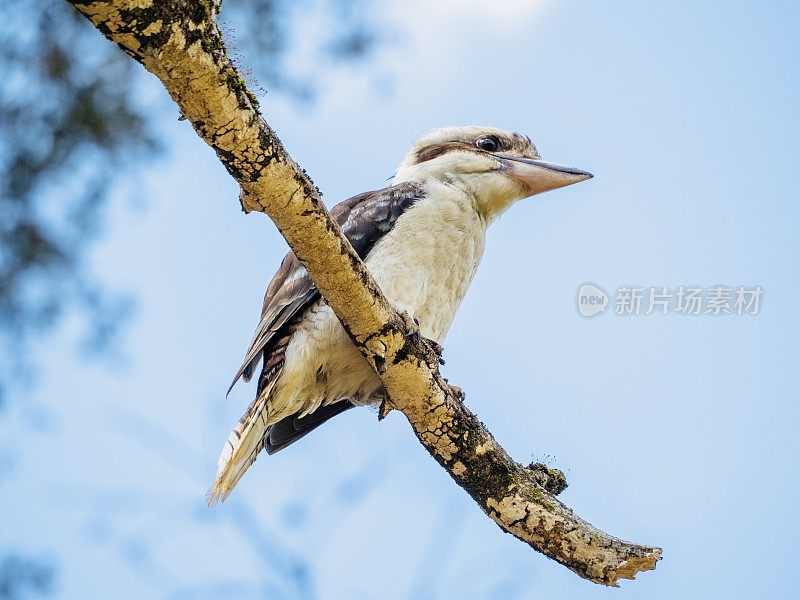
[400,311,421,337]
[444,380,465,401]
[399,311,445,365]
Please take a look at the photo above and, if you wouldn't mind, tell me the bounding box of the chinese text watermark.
[576,283,763,318]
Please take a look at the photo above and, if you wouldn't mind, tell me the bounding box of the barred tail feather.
[207,380,277,506]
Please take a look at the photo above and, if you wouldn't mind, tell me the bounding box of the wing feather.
[227,181,425,394]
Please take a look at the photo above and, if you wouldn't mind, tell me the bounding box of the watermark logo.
[576,283,609,317]
[577,285,763,318]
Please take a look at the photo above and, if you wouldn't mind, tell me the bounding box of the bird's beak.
[495,154,593,196]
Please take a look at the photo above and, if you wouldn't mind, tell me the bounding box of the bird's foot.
[443,377,465,401]
[448,384,465,401]
[399,311,445,365]
[399,310,421,337]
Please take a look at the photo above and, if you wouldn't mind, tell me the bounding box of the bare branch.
[67,0,661,585]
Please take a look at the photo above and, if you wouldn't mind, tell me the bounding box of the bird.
[208,126,592,504]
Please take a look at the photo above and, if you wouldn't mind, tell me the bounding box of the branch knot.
[527,462,568,496]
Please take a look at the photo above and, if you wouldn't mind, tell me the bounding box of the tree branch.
[67,0,661,585]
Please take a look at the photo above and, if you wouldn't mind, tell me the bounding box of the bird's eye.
[476,136,500,152]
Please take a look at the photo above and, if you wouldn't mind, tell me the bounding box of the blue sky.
[3,1,799,598]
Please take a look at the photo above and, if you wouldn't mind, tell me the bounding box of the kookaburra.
[209,126,591,504]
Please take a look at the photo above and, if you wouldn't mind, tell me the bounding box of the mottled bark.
[67,0,661,585]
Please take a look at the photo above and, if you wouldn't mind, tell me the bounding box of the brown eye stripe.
[413,141,473,164]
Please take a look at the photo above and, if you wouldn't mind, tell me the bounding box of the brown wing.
[227,180,426,394]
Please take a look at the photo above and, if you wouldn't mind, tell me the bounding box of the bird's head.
[393,126,592,222]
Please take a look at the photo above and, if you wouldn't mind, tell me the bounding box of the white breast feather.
[267,181,487,422]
